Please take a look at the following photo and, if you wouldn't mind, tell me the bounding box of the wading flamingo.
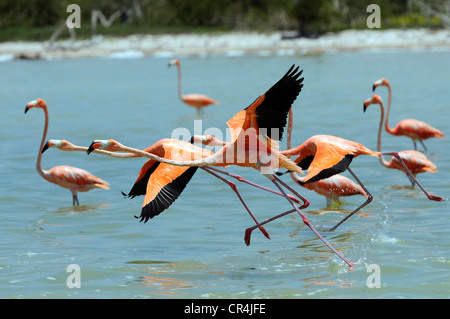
[88,65,357,267]
[24,99,109,206]
[286,109,367,207]
[373,78,444,151]
[363,95,438,185]
[168,59,220,115]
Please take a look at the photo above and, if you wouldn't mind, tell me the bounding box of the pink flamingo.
[25,99,109,206]
[364,94,438,186]
[373,78,444,151]
[88,65,357,267]
[168,59,220,115]
[85,137,302,239]
[286,109,367,207]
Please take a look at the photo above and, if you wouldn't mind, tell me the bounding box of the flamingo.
[168,59,220,115]
[268,129,443,232]
[363,94,438,186]
[85,137,307,239]
[196,117,368,208]
[373,78,444,151]
[286,109,367,207]
[88,65,357,267]
[42,137,299,239]
[24,99,109,206]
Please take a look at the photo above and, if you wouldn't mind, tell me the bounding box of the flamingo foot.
[429,195,445,202]
[244,226,270,246]
[244,228,254,246]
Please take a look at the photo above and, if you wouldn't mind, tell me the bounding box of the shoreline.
[1,28,450,61]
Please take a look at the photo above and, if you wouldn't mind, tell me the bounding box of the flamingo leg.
[328,167,373,231]
[203,166,301,204]
[200,167,270,240]
[383,152,443,202]
[72,194,79,206]
[418,139,428,152]
[244,176,310,246]
[248,175,354,267]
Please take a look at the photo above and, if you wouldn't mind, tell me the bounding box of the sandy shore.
[1,28,450,60]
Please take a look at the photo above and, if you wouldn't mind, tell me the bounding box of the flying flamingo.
[24,99,109,206]
[86,137,306,239]
[88,65,357,267]
[363,94,438,185]
[168,59,220,115]
[44,138,300,239]
[267,133,443,232]
[286,109,367,207]
[193,133,367,207]
[373,78,444,151]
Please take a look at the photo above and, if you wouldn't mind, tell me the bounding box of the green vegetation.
[0,0,448,42]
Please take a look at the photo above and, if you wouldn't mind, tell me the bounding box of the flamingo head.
[42,139,74,153]
[372,78,389,91]
[24,98,47,113]
[87,139,120,154]
[168,59,180,67]
[364,94,383,112]
[42,139,62,153]
[190,135,226,146]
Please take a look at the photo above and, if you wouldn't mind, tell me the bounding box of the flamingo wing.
[293,136,356,184]
[121,159,198,222]
[47,165,109,190]
[395,119,444,140]
[139,164,198,222]
[226,65,304,141]
[395,150,438,173]
[122,159,159,198]
[304,175,367,198]
[183,94,219,107]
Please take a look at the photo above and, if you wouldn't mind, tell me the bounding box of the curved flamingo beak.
[372,79,383,91]
[87,141,98,155]
[24,99,38,113]
[87,140,110,154]
[363,99,371,112]
[42,140,61,153]
[42,141,51,153]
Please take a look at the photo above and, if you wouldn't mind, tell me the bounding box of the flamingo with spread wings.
[88,65,357,267]
[47,139,301,240]
[24,99,109,206]
[373,78,444,151]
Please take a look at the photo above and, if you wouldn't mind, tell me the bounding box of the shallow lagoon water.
[0,49,449,299]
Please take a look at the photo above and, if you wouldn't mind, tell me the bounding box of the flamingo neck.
[287,108,293,151]
[117,143,216,166]
[36,106,49,179]
[376,101,391,168]
[176,64,184,101]
[384,83,395,134]
[72,145,139,158]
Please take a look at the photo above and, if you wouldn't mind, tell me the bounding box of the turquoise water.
[0,49,449,299]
